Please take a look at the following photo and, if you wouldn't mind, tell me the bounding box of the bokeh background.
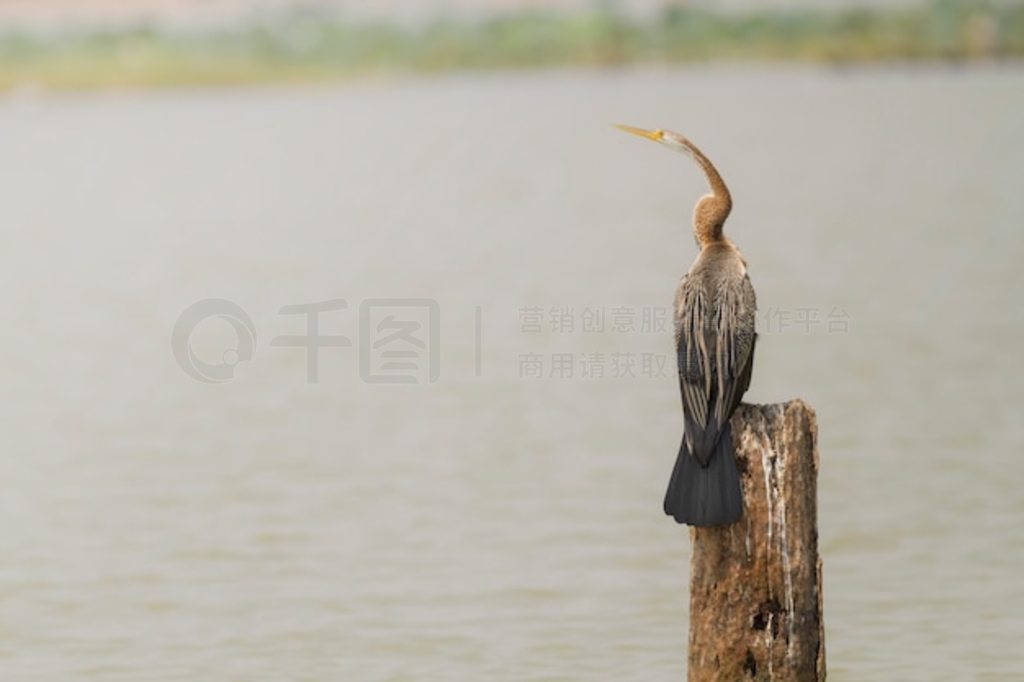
[2,1,1022,680]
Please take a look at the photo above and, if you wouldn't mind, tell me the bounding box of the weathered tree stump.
[687,400,825,681]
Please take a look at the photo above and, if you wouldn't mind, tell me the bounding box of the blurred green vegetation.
[0,0,1021,90]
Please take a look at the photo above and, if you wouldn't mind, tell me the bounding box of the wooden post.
[687,400,825,681]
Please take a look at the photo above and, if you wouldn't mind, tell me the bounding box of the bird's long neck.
[679,138,732,247]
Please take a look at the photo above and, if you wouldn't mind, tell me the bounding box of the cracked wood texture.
[687,400,825,681]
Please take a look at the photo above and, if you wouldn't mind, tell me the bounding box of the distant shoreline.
[1,2,1020,91]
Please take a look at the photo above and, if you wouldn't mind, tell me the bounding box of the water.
[1,65,1022,680]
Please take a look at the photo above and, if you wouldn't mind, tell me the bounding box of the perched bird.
[616,125,757,527]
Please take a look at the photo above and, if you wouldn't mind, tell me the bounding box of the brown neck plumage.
[678,137,732,247]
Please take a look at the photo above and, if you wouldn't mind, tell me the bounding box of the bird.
[616,124,757,527]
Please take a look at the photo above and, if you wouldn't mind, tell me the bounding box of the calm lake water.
[1,65,1022,680]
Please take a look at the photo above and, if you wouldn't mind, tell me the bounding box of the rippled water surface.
[2,65,1022,680]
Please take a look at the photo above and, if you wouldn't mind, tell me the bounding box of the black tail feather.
[663,422,743,527]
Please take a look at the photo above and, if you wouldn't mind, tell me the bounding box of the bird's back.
[674,243,756,463]
[664,243,755,525]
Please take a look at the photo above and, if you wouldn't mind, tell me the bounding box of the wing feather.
[675,272,756,465]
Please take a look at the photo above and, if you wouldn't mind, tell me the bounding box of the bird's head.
[614,124,686,151]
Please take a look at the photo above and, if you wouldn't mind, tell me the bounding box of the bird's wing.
[675,273,757,465]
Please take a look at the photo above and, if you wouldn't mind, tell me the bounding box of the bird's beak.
[614,124,665,143]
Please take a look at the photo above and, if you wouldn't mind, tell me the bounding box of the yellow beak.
[614,123,664,142]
